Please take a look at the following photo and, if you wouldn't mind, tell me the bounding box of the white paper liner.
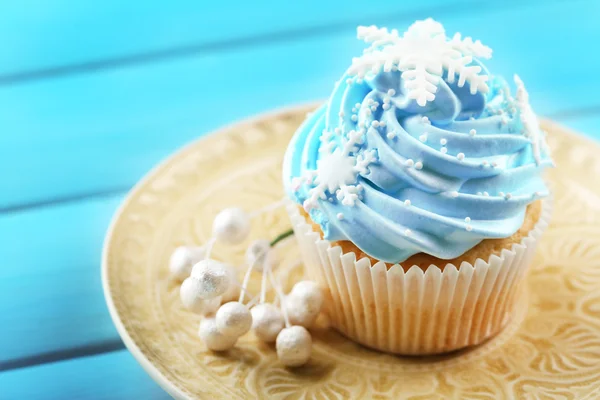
[287,200,552,355]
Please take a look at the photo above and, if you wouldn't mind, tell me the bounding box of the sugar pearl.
[199,318,237,351]
[404,228,412,236]
[465,217,471,223]
[387,89,396,96]
[440,138,447,145]
[190,259,231,299]
[404,199,411,206]
[285,281,324,327]
[251,303,285,343]
[457,152,465,161]
[169,246,205,280]
[419,134,428,142]
[466,225,473,232]
[337,213,344,220]
[405,159,414,167]
[180,278,207,314]
[276,326,312,367]
[441,147,448,154]
[213,208,251,245]
[469,129,477,136]
[245,239,274,272]
[216,301,253,337]
[415,161,423,170]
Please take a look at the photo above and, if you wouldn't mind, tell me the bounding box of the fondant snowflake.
[514,74,546,165]
[294,129,377,211]
[347,19,492,106]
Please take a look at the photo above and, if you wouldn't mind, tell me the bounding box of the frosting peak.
[283,20,552,263]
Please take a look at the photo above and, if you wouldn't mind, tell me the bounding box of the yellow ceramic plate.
[103,104,600,399]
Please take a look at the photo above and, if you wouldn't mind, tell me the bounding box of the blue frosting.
[283,61,552,263]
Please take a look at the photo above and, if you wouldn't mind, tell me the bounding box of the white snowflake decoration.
[348,19,492,106]
[297,129,377,211]
[514,74,545,165]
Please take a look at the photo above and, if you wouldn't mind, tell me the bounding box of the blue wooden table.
[0,1,598,398]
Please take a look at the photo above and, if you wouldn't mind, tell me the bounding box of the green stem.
[270,229,294,247]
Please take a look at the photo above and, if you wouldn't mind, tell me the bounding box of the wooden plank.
[0,194,123,367]
[0,0,456,79]
[1,0,595,211]
[0,350,170,400]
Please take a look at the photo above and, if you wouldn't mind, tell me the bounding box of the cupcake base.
[287,200,551,355]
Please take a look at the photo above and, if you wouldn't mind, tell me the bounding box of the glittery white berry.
[199,317,237,351]
[190,259,230,300]
[216,301,252,337]
[169,246,205,280]
[212,208,251,245]
[251,303,285,343]
[285,281,324,327]
[276,326,312,367]
[180,278,206,314]
[245,239,273,272]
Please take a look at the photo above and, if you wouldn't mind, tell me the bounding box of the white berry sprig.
[168,199,323,367]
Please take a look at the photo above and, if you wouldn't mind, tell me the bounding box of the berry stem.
[270,229,294,247]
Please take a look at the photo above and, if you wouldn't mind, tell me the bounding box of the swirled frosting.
[283,21,552,263]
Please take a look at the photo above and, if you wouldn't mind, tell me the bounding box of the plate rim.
[101,103,588,399]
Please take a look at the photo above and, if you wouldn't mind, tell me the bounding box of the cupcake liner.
[287,200,552,355]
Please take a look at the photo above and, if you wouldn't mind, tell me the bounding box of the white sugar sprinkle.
[422,116,430,124]
[449,191,459,198]
[387,89,396,96]
[355,103,361,108]
[379,121,386,127]
[419,133,428,142]
[351,115,358,122]
[466,225,473,232]
[465,217,471,223]
[404,199,411,206]
[457,152,465,161]
[441,147,448,154]
[387,131,396,139]
[476,192,482,196]
[499,191,505,197]
[469,129,477,136]
[371,120,379,127]
[505,193,512,199]
[337,213,344,220]
[404,228,412,236]
[415,161,423,170]
[346,78,353,84]
[482,160,489,166]
[339,111,345,117]
[382,103,390,110]
[358,121,365,128]
[351,107,357,113]
[483,191,489,196]
[491,161,498,167]
[334,127,341,134]
[367,99,374,105]
[383,96,390,103]
[440,138,447,145]
[371,106,377,112]
[365,109,372,116]
[357,184,364,192]
[405,159,414,167]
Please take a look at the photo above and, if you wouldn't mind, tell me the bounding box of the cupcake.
[282,19,552,355]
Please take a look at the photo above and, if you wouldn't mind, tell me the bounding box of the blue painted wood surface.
[1,0,599,398]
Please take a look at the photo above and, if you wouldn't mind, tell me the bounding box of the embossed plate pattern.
[103,104,600,399]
